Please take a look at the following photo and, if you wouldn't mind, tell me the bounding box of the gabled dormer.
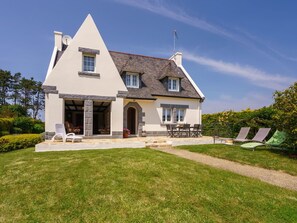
[121,71,143,89]
[158,61,183,92]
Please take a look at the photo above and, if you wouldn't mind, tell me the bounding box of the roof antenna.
[173,30,178,52]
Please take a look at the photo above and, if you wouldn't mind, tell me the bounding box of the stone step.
[145,142,172,149]
[145,140,167,144]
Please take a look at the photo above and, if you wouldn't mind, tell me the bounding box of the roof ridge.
[109,50,170,61]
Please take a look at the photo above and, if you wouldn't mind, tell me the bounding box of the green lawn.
[0,148,297,223]
[178,144,297,176]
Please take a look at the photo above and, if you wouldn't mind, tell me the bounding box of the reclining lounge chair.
[241,130,286,151]
[233,127,250,142]
[51,124,82,143]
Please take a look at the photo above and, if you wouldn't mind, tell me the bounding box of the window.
[126,72,139,88]
[83,55,95,72]
[162,108,172,122]
[176,109,185,122]
[168,78,179,91]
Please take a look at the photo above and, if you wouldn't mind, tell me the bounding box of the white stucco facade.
[124,97,201,133]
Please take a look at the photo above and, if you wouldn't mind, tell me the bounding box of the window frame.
[82,54,96,72]
[126,72,140,88]
[162,108,172,122]
[168,77,180,92]
[176,108,185,123]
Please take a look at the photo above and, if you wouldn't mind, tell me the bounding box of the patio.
[35,136,213,152]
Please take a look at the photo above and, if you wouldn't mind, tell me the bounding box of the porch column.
[84,99,93,136]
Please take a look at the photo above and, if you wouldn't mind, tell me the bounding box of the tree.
[273,82,297,149]
[31,81,45,119]
[0,69,12,105]
[0,104,27,118]
[10,72,22,105]
[19,77,36,112]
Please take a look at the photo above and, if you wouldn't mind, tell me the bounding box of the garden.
[1,148,297,222]
[0,69,297,222]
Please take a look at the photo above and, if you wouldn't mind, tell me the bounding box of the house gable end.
[43,14,127,97]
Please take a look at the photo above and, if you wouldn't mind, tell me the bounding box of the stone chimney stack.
[170,52,182,66]
[54,31,63,51]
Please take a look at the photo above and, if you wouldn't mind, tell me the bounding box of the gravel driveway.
[153,147,297,191]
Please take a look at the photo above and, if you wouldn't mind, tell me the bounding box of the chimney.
[54,31,63,51]
[170,52,182,66]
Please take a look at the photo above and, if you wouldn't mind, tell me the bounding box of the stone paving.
[35,136,213,152]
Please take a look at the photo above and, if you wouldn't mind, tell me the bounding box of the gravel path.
[153,147,297,191]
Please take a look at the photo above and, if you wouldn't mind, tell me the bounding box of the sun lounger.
[51,124,82,143]
[236,127,271,143]
[241,130,286,150]
[233,127,250,142]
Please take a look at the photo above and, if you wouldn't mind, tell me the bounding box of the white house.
[43,14,205,139]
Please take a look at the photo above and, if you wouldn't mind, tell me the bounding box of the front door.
[127,107,136,135]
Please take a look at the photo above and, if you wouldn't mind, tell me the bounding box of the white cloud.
[115,0,235,39]
[115,0,297,64]
[203,93,273,114]
[183,51,296,90]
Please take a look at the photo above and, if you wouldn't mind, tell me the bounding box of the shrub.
[0,134,43,152]
[273,82,297,149]
[32,123,45,133]
[12,127,23,134]
[13,117,35,133]
[0,118,13,133]
[202,107,276,138]
[0,131,10,137]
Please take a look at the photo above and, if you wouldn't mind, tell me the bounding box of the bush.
[0,134,43,152]
[12,127,23,134]
[202,107,276,138]
[32,123,44,133]
[0,131,10,137]
[13,117,35,133]
[273,82,297,149]
[0,118,13,133]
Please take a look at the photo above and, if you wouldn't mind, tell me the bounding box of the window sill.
[78,71,100,78]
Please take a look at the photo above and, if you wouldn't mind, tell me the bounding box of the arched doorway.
[127,107,137,134]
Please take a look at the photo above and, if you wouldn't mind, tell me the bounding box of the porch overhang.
[59,93,116,101]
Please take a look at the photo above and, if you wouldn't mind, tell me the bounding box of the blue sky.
[0,0,296,113]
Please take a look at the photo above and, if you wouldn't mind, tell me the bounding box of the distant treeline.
[0,69,44,119]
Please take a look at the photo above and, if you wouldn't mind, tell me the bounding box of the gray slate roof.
[53,47,202,100]
[109,51,202,100]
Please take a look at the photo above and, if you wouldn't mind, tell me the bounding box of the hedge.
[0,134,43,152]
[202,107,276,138]
[0,117,44,135]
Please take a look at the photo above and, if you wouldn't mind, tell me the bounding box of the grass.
[178,144,297,176]
[0,148,297,222]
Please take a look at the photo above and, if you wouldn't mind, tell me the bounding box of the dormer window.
[126,72,139,88]
[168,77,179,92]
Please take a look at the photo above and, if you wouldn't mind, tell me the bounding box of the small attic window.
[83,55,95,72]
[168,77,179,92]
[126,72,139,88]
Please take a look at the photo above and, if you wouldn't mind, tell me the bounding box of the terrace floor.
[35,136,213,152]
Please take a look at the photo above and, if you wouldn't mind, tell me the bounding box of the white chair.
[51,124,82,143]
